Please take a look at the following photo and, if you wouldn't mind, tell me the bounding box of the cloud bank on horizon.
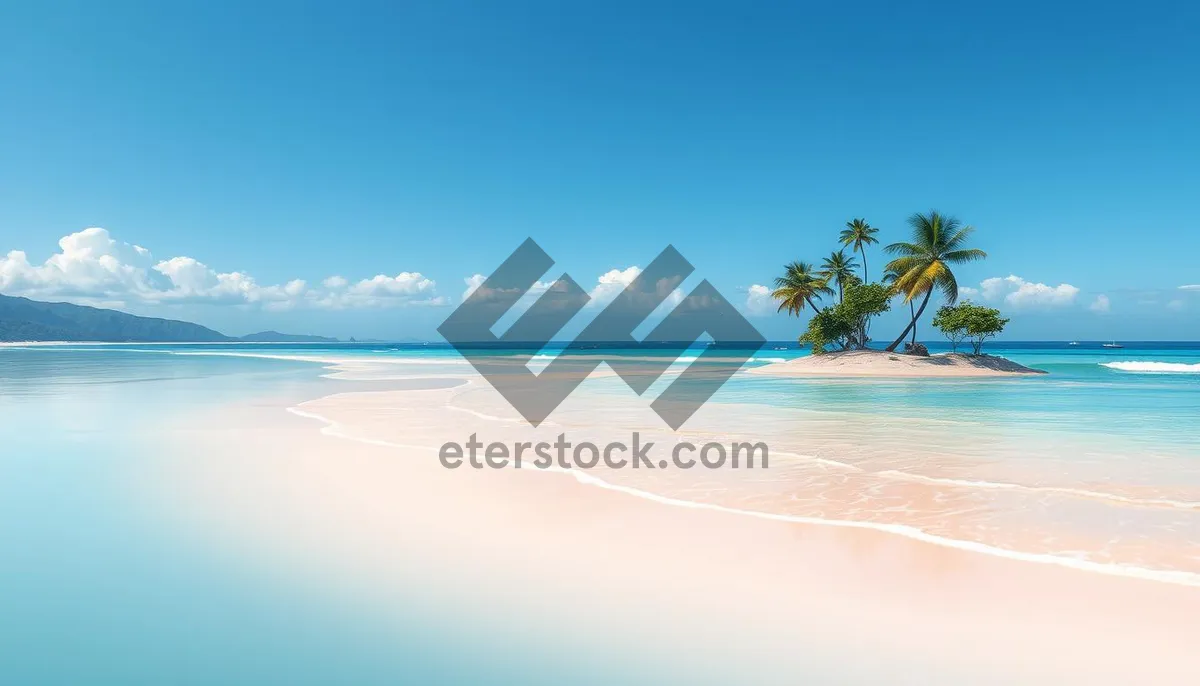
[0,228,445,311]
[0,228,693,319]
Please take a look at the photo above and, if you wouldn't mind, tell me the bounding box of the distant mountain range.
[0,294,338,343]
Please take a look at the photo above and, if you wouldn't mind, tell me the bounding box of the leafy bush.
[932,302,1009,355]
[799,282,892,353]
[799,308,851,353]
[931,305,969,352]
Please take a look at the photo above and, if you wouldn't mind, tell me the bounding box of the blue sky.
[2,1,1198,340]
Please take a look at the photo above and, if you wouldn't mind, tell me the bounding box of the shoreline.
[209,349,1200,587]
[287,389,1199,587]
[749,348,1047,378]
[0,340,350,346]
[146,385,1200,682]
[44,343,1194,589]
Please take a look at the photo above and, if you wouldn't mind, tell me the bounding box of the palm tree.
[820,250,859,303]
[882,265,918,348]
[772,261,834,316]
[839,218,879,282]
[883,211,987,352]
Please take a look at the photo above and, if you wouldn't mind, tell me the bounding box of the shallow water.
[0,346,661,684]
[3,341,1200,680]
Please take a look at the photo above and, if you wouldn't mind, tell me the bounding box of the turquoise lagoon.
[2,341,1199,682]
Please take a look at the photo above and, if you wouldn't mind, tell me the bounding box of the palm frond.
[907,211,938,250]
[883,241,923,256]
[938,268,959,303]
[943,248,987,263]
[895,261,947,302]
[770,260,834,315]
[883,255,923,274]
[942,225,975,252]
[839,218,879,250]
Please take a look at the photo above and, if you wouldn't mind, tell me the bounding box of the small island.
[764,211,1046,378]
[750,349,1046,378]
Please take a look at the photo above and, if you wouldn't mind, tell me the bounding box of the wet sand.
[143,386,1200,684]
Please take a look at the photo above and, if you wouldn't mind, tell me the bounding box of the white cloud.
[588,265,686,312]
[590,266,644,303]
[459,264,688,330]
[460,273,555,310]
[347,273,433,298]
[1,227,442,310]
[462,273,487,301]
[745,284,774,315]
[974,275,1080,309]
[1180,285,1200,291]
[311,270,440,309]
[1088,294,1110,313]
[1,228,169,300]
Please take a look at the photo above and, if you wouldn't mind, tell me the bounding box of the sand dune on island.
[750,349,1046,378]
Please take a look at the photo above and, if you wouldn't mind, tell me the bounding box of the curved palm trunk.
[805,296,822,313]
[886,289,933,352]
[860,249,868,283]
[909,301,917,346]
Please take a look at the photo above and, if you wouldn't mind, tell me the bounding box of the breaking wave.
[1102,361,1200,374]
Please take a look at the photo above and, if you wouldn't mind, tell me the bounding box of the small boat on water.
[1102,341,1124,349]
[1069,341,1080,346]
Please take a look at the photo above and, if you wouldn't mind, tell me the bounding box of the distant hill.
[0,294,336,343]
[239,330,338,343]
[0,294,230,342]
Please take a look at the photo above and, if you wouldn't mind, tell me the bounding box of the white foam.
[286,406,432,451]
[1102,361,1200,373]
[563,471,1200,588]
[170,350,470,365]
[774,450,862,471]
[875,470,1200,511]
[524,353,706,366]
[287,397,1200,589]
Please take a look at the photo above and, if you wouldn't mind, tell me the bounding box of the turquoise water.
[0,346,670,685]
[3,342,1200,682]
[734,345,1200,447]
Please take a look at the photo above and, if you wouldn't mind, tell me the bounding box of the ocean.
[2,341,1199,682]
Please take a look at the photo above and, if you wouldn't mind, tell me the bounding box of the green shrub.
[932,302,1009,355]
[799,282,892,353]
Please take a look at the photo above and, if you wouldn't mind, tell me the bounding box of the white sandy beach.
[750,349,1047,378]
[140,378,1200,684]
